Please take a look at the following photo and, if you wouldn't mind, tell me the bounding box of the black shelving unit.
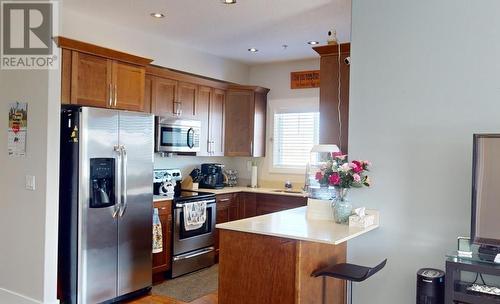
[446,258,500,304]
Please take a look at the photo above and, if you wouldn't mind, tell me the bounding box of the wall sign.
[291,70,320,89]
[8,102,28,157]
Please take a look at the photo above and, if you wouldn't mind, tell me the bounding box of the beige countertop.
[153,187,306,202]
[216,207,379,245]
[203,186,307,197]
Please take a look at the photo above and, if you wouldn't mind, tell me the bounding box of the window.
[272,111,320,170]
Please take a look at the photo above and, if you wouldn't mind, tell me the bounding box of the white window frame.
[268,98,320,175]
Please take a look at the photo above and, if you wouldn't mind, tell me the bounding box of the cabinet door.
[210,89,225,156]
[197,86,211,156]
[256,194,307,216]
[71,52,112,108]
[225,89,254,156]
[238,193,257,219]
[144,75,152,113]
[177,82,197,119]
[152,77,177,117]
[215,194,239,260]
[153,200,172,275]
[112,61,145,111]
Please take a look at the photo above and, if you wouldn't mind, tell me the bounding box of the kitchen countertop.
[199,186,307,197]
[153,186,307,203]
[216,206,379,245]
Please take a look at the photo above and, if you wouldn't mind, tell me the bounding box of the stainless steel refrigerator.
[58,106,154,304]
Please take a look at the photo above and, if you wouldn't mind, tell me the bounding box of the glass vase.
[332,188,353,224]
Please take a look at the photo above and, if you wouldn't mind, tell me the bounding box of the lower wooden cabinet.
[255,194,307,216]
[215,194,239,260]
[152,199,172,283]
[214,192,307,262]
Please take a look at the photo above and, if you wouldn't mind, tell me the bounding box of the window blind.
[273,112,320,169]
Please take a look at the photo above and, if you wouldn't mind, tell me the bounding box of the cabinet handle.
[114,84,118,107]
[250,141,253,155]
[160,207,167,210]
[218,198,230,202]
[108,84,113,107]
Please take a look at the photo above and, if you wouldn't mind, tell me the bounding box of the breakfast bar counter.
[215,207,379,304]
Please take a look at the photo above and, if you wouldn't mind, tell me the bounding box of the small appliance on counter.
[224,169,238,187]
[154,169,182,197]
[199,163,225,189]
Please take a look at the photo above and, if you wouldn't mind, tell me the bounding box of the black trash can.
[416,268,445,304]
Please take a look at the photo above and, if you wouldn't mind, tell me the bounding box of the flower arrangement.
[315,152,371,189]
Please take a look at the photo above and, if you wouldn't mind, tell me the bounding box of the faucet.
[284,180,293,190]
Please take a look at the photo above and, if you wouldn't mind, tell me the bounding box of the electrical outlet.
[25,175,36,191]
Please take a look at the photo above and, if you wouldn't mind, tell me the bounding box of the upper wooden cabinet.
[210,89,225,156]
[56,37,152,112]
[313,43,350,153]
[112,61,146,111]
[151,76,177,117]
[197,86,225,156]
[177,82,198,119]
[225,85,269,157]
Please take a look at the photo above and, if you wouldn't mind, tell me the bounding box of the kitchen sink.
[271,189,304,194]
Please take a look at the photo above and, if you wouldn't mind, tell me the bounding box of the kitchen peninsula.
[216,207,379,304]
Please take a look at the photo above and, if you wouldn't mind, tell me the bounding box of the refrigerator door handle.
[113,144,122,218]
[119,145,128,217]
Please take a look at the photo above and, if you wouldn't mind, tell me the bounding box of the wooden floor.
[128,292,218,304]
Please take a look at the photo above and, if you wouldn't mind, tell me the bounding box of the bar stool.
[312,259,387,304]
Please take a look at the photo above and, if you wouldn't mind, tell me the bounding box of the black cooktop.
[171,190,216,203]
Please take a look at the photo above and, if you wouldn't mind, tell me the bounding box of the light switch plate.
[25,175,36,191]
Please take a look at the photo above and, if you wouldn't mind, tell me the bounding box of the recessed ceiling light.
[221,0,237,4]
[150,12,165,18]
[248,48,259,53]
[308,41,320,45]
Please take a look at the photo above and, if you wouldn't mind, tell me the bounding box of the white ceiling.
[63,0,351,64]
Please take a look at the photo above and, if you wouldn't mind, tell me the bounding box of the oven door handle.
[173,247,215,261]
[175,199,216,209]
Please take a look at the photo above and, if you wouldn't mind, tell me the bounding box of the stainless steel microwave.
[155,117,201,153]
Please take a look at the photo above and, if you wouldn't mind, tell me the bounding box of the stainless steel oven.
[172,193,216,278]
[155,117,201,153]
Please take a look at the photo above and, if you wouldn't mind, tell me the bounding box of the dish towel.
[152,208,163,254]
[183,201,207,231]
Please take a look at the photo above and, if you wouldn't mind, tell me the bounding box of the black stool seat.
[312,259,387,282]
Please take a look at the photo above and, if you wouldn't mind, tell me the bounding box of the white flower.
[340,163,351,172]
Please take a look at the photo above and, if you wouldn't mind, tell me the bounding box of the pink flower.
[315,171,323,181]
[352,160,363,173]
[332,151,347,160]
[329,173,340,185]
[353,173,361,183]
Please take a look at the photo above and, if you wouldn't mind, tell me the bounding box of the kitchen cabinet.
[210,89,225,156]
[313,43,350,152]
[151,76,178,118]
[215,194,239,260]
[177,82,198,119]
[255,193,307,216]
[196,86,226,156]
[112,61,146,111]
[197,86,211,156]
[69,52,112,108]
[225,85,269,157]
[152,199,173,283]
[238,192,257,219]
[56,37,152,112]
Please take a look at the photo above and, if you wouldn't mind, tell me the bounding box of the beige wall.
[61,7,250,84]
[348,0,500,302]
[231,59,320,188]
[0,68,60,303]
